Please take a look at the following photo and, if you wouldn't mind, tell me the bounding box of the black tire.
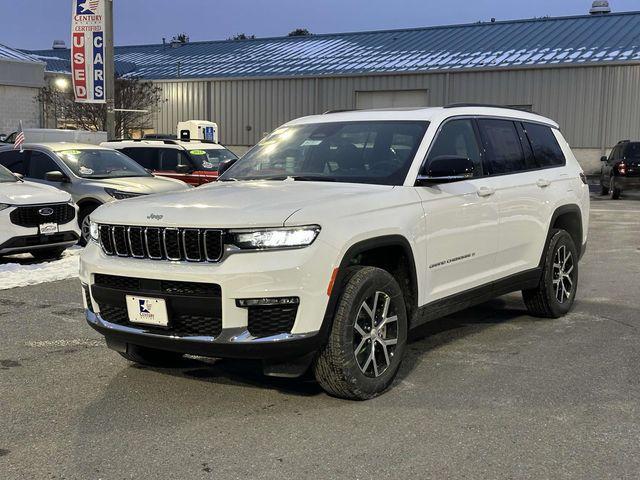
[609,177,621,200]
[78,204,99,246]
[30,247,67,261]
[119,344,186,367]
[523,229,579,318]
[313,266,408,400]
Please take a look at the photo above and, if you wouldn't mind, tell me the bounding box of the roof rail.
[444,103,539,114]
[323,109,356,114]
[617,139,631,144]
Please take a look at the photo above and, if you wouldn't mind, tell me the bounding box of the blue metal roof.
[26,11,640,80]
[0,43,42,63]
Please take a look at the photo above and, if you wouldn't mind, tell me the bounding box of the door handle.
[536,178,551,188]
[477,186,495,197]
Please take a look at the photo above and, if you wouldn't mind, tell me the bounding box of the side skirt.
[412,268,542,328]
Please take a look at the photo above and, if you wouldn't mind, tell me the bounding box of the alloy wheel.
[552,245,574,304]
[81,215,92,244]
[353,291,399,378]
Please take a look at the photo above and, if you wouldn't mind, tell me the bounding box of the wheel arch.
[319,235,419,340]
[542,204,583,264]
[76,197,103,211]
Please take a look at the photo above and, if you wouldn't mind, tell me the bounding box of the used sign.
[71,0,106,103]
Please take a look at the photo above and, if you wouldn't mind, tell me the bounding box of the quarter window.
[523,123,565,167]
[425,119,482,176]
[478,119,534,174]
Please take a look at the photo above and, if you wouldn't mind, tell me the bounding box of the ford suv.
[81,106,590,400]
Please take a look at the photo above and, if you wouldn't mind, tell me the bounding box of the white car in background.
[0,164,79,260]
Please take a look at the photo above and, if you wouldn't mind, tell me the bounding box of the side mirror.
[45,170,69,183]
[416,156,475,185]
[175,164,192,174]
[217,158,238,177]
[600,156,608,162]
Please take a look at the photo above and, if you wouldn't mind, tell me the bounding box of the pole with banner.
[71,0,115,138]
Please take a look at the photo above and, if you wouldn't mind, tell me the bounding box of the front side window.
[424,119,482,176]
[220,121,429,186]
[28,151,61,179]
[0,150,27,175]
[0,164,18,183]
[159,149,190,171]
[56,149,151,179]
[524,123,565,167]
[478,119,534,175]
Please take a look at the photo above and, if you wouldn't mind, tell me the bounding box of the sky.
[2,0,639,50]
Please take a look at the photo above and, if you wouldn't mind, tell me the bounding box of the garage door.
[356,90,429,109]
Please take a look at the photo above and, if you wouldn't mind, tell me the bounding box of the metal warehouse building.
[29,9,640,173]
[0,44,45,134]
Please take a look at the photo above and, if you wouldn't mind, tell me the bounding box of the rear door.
[415,118,500,301]
[476,118,555,278]
[0,149,28,176]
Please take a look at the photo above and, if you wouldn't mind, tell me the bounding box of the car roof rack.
[444,103,540,114]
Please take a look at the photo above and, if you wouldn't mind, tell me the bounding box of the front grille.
[10,204,75,228]
[91,274,223,338]
[247,305,298,338]
[99,306,222,337]
[94,274,221,296]
[98,225,223,262]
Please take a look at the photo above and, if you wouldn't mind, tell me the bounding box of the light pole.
[105,0,116,139]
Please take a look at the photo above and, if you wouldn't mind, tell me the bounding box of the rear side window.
[524,123,565,167]
[478,119,534,174]
[0,150,27,175]
[624,143,640,159]
[120,148,158,170]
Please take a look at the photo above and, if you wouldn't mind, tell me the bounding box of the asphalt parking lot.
[1,192,639,480]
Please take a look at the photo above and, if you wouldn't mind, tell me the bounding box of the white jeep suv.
[80,106,590,400]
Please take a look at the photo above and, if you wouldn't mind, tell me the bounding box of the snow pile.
[0,247,82,290]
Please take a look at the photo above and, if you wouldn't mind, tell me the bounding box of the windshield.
[220,121,429,185]
[188,148,237,171]
[0,164,18,183]
[56,149,151,179]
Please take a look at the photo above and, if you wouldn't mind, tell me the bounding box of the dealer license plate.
[39,223,59,235]
[125,295,169,327]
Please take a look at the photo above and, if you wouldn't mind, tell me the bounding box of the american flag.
[13,121,25,152]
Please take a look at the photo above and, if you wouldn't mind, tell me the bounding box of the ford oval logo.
[39,207,54,216]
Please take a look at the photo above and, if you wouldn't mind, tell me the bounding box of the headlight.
[89,220,99,243]
[0,203,10,212]
[104,188,145,200]
[229,225,320,250]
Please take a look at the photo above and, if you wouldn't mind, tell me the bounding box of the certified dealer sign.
[71,0,106,103]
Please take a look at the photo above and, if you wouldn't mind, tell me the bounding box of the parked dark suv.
[600,140,640,199]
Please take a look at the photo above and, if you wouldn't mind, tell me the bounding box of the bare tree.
[171,33,189,43]
[288,28,312,37]
[38,78,164,136]
[228,33,256,40]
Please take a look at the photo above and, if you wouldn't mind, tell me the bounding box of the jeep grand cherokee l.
[80,106,590,400]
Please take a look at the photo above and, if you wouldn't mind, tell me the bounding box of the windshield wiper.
[288,175,336,182]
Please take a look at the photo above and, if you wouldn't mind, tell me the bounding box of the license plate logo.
[39,222,59,235]
[125,295,168,327]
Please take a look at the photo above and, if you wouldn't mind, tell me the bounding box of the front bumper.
[0,206,79,254]
[80,237,340,358]
[86,309,322,359]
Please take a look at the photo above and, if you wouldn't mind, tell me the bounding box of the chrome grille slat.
[98,225,223,263]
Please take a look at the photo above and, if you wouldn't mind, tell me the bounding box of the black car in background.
[600,140,640,199]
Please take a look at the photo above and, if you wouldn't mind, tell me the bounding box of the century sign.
[71,0,106,103]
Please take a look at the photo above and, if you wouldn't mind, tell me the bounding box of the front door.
[415,118,500,302]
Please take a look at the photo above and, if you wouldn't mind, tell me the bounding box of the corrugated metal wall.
[153,64,640,150]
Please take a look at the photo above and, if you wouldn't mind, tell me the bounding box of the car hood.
[92,180,395,228]
[0,180,71,205]
[82,175,188,194]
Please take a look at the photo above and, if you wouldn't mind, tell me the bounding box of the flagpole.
[105,0,116,140]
